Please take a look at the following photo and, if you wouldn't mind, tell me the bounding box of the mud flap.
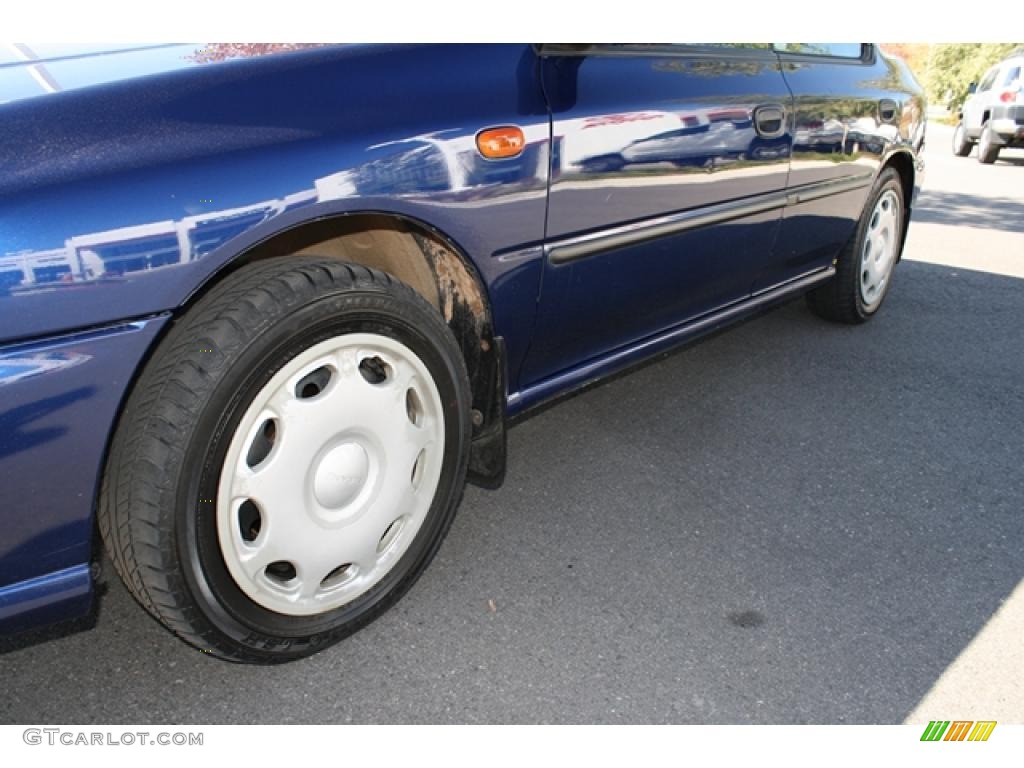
[467,336,507,490]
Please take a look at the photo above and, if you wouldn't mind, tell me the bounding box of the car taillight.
[999,90,1015,102]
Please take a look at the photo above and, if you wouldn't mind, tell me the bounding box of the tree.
[880,43,929,80]
[924,43,1024,108]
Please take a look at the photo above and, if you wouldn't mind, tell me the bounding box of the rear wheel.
[977,121,1000,164]
[807,168,904,324]
[98,257,472,663]
[952,121,973,156]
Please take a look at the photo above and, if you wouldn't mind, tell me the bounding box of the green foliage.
[880,43,929,77]
[925,44,1024,107]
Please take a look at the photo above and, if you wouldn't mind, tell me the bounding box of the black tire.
[98,257,472,663]
[952,121,973,157]
[806,168,905,324]
[977,121,1000,164]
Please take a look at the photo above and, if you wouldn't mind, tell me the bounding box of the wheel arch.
[877,149,917,260]
[200,210,493,339]
[879,150,915,211]
[148,210,507,489]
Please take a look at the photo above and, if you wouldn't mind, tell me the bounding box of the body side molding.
[547,175,873,266]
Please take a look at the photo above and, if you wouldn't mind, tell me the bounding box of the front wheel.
[98,258,472,663]
[952,121,973,156]
[806,168,904,324]
[977,121,1000,164]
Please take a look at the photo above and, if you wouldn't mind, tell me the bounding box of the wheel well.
[195,212,506,486]
[883,151,915,213]
[880,152,916,262]
[231,213,485,325]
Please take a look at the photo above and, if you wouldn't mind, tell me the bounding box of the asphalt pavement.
[2,123,1022,724]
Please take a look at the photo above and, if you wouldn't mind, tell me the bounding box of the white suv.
[953,50,1024,163]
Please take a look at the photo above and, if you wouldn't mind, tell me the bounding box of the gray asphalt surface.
[2,124,1022,725]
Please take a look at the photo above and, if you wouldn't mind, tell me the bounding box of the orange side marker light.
[477,126,525,159]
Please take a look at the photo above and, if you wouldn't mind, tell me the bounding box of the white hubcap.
[216,333,445,616]
[314,442,369,510]
[859,189,900,310]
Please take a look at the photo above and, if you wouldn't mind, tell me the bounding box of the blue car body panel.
[0,43,925,634]
[0,319,168,591]
[0,44,550,383]
[765,50,924,290]
[525,47,794,385]
[0,564,92,634]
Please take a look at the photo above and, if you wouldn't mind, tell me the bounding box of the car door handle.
[753,104,787,138]
[878,99,899,124]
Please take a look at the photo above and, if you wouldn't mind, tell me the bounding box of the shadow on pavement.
[912,189,1024,233]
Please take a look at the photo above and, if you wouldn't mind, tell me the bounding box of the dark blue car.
[0,43,925,662]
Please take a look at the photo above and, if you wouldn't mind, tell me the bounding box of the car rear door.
[754,44,903,293]
[521,44,793,387]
